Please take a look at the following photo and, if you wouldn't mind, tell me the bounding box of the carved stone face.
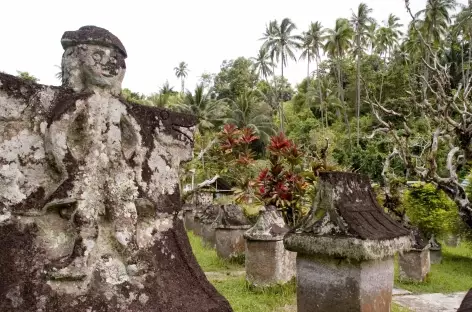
[62,44,126,95]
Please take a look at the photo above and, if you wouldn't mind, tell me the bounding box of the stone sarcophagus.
[244,205,296,287]
[284,172,411,312]
[0,26,232,312]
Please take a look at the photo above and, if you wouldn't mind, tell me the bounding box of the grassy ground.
[394,242,472,293]
[188,231,412,312]
[188,231,296,312]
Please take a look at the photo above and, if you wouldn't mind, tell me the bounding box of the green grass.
[187,231,243,272]
[212,276,297,312]
[394,243,472,293]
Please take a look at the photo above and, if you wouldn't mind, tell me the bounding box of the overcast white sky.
[0,0,466,95]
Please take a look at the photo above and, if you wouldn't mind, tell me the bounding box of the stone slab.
[394,292,467,312]
[393,288,413,296]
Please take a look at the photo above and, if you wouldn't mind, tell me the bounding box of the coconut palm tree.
[418,0,457,47]
[160,80,177,95]
[261,18,302,132]
[453,2,472,85]
[324,18,354,144]
[251,47,275,81]
[350,3,374,146]
[182,84,228,134]
[415,0,456,96]
[174,61,189,95]
[366,21,378,53]
[299,22,325,109]
[376,14,403,60]
[227,89,275,143]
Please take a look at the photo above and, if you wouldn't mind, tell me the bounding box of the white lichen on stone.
[284,234,412,261]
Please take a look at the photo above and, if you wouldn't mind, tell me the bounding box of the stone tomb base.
[201,222,217,248]
[399,249,431,282]
[193,215,203,236]
[430,248,442,264]
[215,226,251,260]
[183,209,196,231]
[296,254,394,312]
[245,240,296,287]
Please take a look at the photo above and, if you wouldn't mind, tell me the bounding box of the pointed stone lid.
[215,204,251,229]
[244,205,289,241]
[284,172,412,260]
[200,204,220,225]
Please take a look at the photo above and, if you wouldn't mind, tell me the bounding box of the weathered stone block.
[399,249,431,282]
[430,248,442,264]
[202,222,217,248]
[214,204,251,260]
[215,226,250,259]
[244,205,295,287]
[193,213,203,236]
[284,172,411,312]
[296,254,394,312]
[183,207,196,231]
[200,205,220,248]
[429,237,442,264]
[445,234,461,247]
[245,240,296,287]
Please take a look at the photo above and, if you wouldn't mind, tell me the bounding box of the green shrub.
[403,183,461,238]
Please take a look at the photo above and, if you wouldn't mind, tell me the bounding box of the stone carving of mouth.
[101,65,118,77]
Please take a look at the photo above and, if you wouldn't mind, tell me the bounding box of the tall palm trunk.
[181,77,185,95]
[306,52,311,108]
[280,60,285,133]
[270,64,277,112]
[336,50,351,149]
[467,31,472,86]
[315,55,325,128]
[355,35,361,147]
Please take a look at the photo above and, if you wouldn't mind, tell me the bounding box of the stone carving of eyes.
[92,52,102,62]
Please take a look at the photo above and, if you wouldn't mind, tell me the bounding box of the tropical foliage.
[40,0,472,232]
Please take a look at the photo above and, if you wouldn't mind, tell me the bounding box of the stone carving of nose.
[100,53,110,65]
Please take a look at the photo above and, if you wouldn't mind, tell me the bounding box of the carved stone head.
[60,26,127,95]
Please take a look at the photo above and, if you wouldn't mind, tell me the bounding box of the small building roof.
[201,177,233,192]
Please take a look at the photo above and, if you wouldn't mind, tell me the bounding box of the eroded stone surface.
[244,205,295,287]
[244,205,288,241]
[245,240,296,287]
[0,25,232,312]
[296,254,394,312]
[394,292,467,312]
[284,172,410,312]
[399,249,431,282]
[284,172,411,261]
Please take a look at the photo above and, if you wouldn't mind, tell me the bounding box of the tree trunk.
[280,62,285,133]
[181,77,185,95]
[467,32,471,86]
[315,56,325,128]
[337,56,351,149]
[306,53,310,109]
[356,38,361,147]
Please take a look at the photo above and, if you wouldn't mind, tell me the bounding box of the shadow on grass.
[187,230,244,272]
